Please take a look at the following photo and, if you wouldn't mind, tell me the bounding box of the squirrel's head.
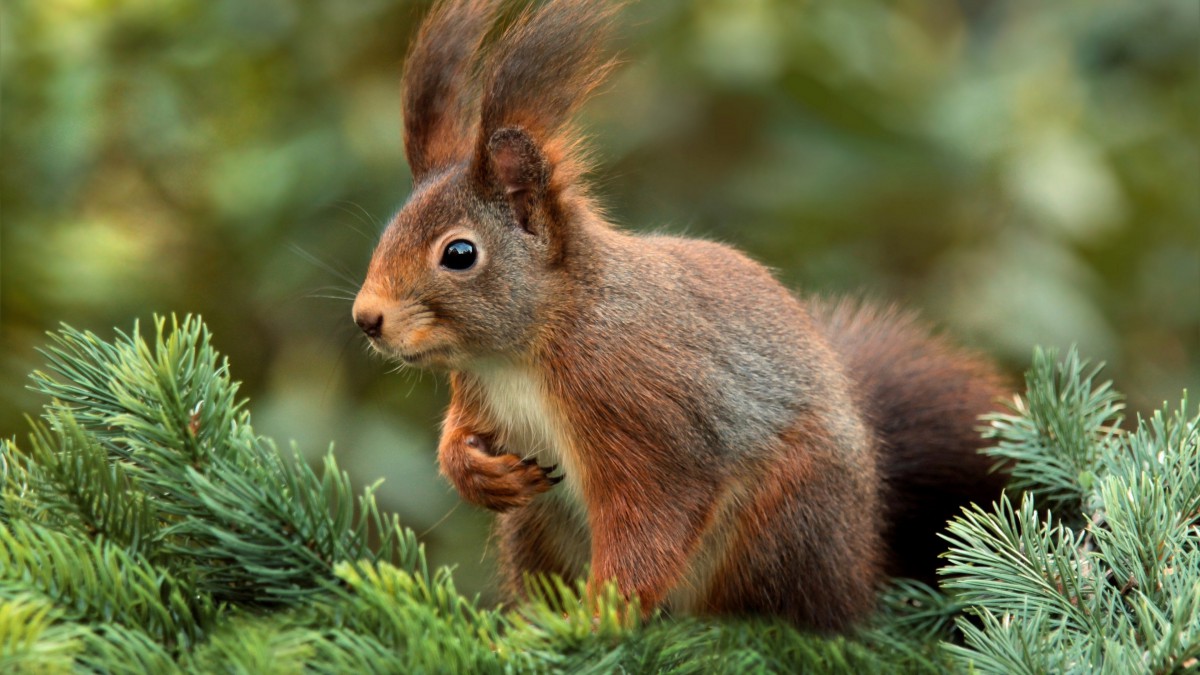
[352,0,618,370]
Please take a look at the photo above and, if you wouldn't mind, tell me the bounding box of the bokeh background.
[3,0,1197,600]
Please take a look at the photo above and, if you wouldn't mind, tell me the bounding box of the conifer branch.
[4,318,1196,671]
[981,346,1126,514]
[945,349,1199,673]
[24,317,410,606]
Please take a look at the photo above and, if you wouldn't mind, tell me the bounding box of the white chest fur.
[470,362,582,503]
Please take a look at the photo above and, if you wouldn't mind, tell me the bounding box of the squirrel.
[351,0,1008,633]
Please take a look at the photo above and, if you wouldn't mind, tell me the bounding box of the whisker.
[331,205,375,243]
[309,284,358,294]
[404,369,421,398]
[419,502,462,538]
[290,243,362,287]
[308,293,359,302]
[334,200,386,238]
[280,288,349,306]
[321,328,362,407]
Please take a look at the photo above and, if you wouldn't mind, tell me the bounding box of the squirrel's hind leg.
[494,493,591,603]
[703,439,885,633]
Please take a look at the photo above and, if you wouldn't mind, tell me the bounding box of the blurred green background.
[3,0,1197,601]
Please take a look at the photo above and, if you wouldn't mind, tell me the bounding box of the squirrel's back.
[810,298,1009,582]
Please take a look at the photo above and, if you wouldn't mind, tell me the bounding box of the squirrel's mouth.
[392,345,454,368]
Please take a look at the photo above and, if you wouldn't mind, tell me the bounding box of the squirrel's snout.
[352,294,385,339]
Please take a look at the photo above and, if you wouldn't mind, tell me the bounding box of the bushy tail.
[809,298,1010,583]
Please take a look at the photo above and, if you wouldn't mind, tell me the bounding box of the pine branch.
[186,621,321,674]
[316,561,504,673]
[982,346,1126,514]
[25,316,411,606]
[941,495,1105,635]
[944,351,1200,673]
[0,596,85,673]
[3,316,532,671]
[76,625,180,675]
[9,414,159,557]
[0,520,214,650]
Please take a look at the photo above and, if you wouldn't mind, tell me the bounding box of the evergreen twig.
[2,319,1196,672]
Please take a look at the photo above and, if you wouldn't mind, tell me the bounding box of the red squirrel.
[351,0,1008,633]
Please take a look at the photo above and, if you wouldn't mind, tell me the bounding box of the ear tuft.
[402,0,499,181]
[487,127,548,232]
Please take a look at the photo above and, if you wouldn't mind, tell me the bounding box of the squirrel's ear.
[402,0,498,181]
[484,127,549,234]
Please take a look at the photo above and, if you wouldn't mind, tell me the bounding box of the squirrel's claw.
[521,457,561,480]
[538,463,565,486]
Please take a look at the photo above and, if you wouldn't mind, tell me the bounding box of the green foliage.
[25,317,409,607]
[312,561,503,673]
[16,415,159,555]
[945,348,1200,673]
[2,318,1196,672]
[981,347,1126,513]
[0,596,85,674]
[0,519,213,650]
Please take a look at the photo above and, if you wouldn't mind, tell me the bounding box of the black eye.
[440,239,477,271]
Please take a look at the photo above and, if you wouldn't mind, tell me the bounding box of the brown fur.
[352,0,1008,633]
[808,299,1010,584]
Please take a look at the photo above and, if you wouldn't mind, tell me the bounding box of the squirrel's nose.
[352,291,390,339]
[354,311,384,339]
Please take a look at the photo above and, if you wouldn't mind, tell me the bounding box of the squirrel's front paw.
[441,433,563,512]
